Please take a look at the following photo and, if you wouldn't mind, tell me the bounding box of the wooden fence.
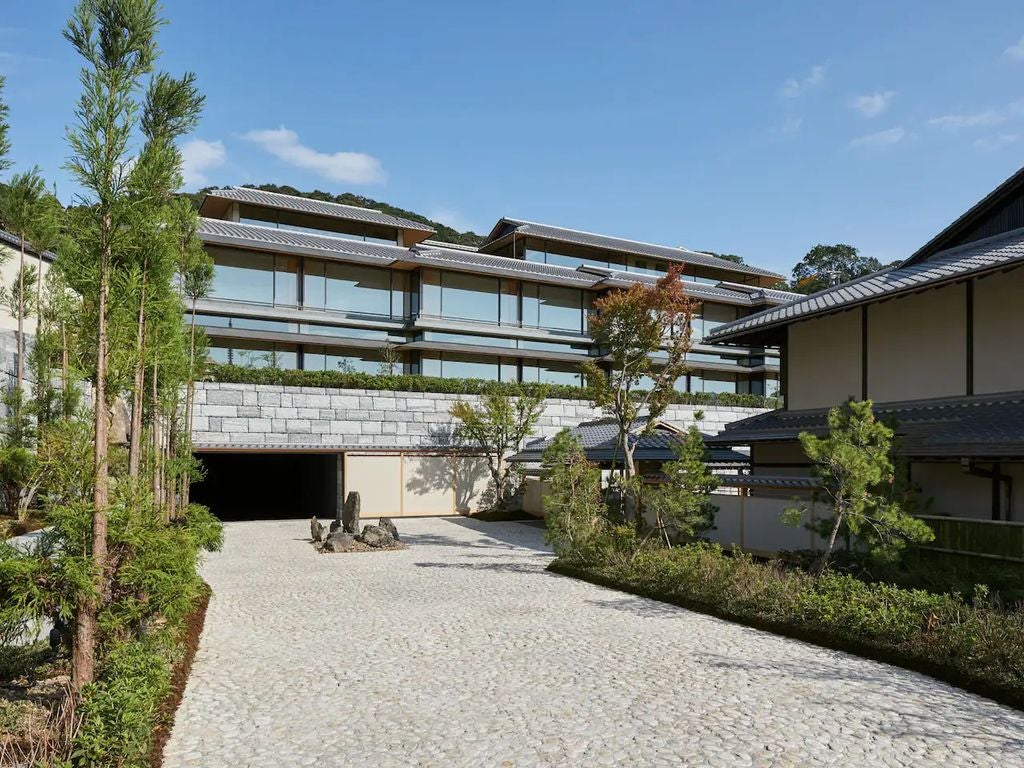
[915,515,1024,564]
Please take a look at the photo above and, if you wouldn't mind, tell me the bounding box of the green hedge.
[205,364,780,409]
[550,544,1024,708]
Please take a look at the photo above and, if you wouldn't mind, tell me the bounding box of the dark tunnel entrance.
[191,451,340,521]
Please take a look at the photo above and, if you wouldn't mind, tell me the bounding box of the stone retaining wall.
[191,381,766,450]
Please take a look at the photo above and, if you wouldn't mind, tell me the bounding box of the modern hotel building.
[194,187,798,396]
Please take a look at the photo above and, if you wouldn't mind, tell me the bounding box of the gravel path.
[163,517,1024,768]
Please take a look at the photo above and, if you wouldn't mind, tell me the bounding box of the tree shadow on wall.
[404,453,492,514]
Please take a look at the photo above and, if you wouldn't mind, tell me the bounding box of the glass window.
[392,271,411,318]
[420,353,441,377]
[441,272,499,323]
[210,248,274,304]
[420,269,441,316]
[500,279,520,325]
[303,260,326,309]
[303,344,395,374]
[523,360,582,387]
[538,285,583,332]
[420,331,516,348]
[208,340,297,369]
[300,324,396,341]
[325,262,392,316]
[691,372,737,394]
[275,256,298,307]
[441,353,500,381]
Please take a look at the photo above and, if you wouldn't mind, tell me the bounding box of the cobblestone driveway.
[163,518,1024,768]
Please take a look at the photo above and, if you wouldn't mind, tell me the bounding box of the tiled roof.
[706,390,1024,458]
[0,229,57,262]
[707,227,1024,343]
[198,219,792,305]
[510,417,750,465]
[487,218,784,280]
[203,187,436,233]
[410,243,599,286]
[198,218,410,264]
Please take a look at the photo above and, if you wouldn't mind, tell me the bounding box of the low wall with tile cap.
[191,381,766,450]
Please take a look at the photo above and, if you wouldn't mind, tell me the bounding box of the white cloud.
[850,90,897,118]
[1004,34,1024,61]
[928,110,1005,131]
[780,64,826,98]
[242,127,385,185]
[973,134,1020,151]
[849,126,911,149]
[180,139,226,188]
[772,115,804,136]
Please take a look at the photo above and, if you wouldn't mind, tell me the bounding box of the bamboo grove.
[0,0,219,697]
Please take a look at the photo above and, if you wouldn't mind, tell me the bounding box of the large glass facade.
[419,353,517,382]
[522,284,587,332]
[303,260,406,318]
[238,204,400,245]
[208,340,298,369]
[304,345,403,375]
[692,303,738,341]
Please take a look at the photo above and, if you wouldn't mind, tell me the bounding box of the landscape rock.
[342,491,361,534]
[323,531,357,552]
[377,517,399,541]
[310,517,325,542]
[329,519,341,534]
[359,524,395,549]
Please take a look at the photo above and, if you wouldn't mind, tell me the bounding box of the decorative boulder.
[310,517,325,542]
[323,531,357,552]
[342,491,361,534]
[378,517,399,541]
[329,519,341,534]
[359,524,395,549]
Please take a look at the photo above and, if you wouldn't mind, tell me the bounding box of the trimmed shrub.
[205,364,780,409]
[551,543,1024,707]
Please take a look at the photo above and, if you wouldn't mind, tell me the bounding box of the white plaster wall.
[867,283,966,403]
[787,310,862,410]
[973,267,1024,395]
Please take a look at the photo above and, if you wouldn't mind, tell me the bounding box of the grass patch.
[549,544,1024,710]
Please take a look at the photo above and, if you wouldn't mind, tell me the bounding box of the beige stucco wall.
[787,309,862,410]
[912,461,1024,522]
[346,454,403,516]
[0,242,51,333]
[973,267,1024,395]
[866,283,966,403]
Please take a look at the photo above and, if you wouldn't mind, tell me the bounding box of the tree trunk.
[182,298,199,507]
[152,359,162,513]
[127,267,147,478]
[15,237,25,393]
[74,219,111,691]
[814,507,846,575]
[60,320,69,416]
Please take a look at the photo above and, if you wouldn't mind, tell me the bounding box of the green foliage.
[205,365,780,410]
[582,267,695,492]
[784,400,933,570]
[75,635,175,768]
[552,544,1024,706]
[451,385,549,506]
[790,243,885,295]
[0,74,10,173]
[541,430,630,564]
[645,427,719,545]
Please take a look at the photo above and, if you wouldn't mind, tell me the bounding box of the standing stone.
[310,517,325,542]
[343,491,361,534]
[378,517,399,541]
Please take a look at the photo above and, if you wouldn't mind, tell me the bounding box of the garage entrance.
[192,451,340,521]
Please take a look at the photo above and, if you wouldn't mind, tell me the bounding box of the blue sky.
[2,2,1024,276]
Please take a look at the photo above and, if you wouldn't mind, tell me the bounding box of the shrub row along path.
[163,518,1024,767]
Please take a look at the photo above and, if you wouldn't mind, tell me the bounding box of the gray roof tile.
[707,390,1024,458]
[198,218,409,263]
[204,187,436,233]
[707,227,1024,343]
[489,218,784,280]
